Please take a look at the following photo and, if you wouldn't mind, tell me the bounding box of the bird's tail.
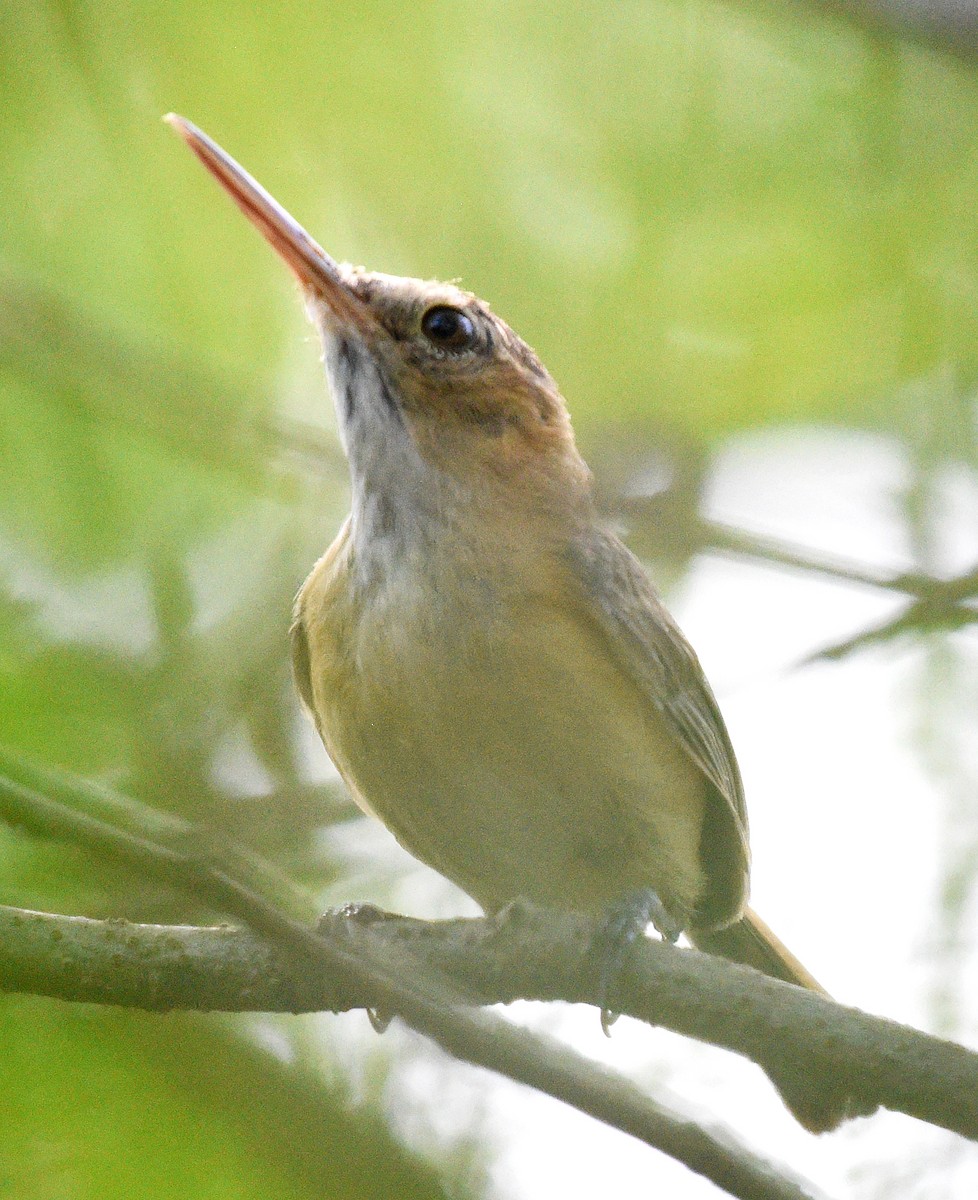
[691,906,826,994]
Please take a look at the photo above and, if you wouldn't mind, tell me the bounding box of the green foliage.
[0,1000,448,1200]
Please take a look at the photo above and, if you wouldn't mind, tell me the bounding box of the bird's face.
[166,116,588,506]
[306,267,578,480]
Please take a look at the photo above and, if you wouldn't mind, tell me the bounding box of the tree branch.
[625,498,978,607]
[0,761,824,1200]
[701,518,960,597]
[3,900,976,1144]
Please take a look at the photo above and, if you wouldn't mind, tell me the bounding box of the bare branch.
[3,900,976,1145]
[624,498,976,600]
[701,518,941,595]
[804,564,978,659]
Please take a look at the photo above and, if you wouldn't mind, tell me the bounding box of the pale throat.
[316,325,480,594]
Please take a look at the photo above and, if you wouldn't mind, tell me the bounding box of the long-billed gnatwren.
[166,113,827,1090]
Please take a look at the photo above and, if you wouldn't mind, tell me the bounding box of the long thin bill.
[165,114,360,318]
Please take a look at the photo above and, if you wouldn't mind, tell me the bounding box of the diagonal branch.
[805,564,978,660]
[0,760,825,1200]
[702,518,938,595]
[625,499,978,608]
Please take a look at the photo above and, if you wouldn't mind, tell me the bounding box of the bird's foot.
[317,901,396,934]
[317,902,397,1033]
[590,889,683,1035]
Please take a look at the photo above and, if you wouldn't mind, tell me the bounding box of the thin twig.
[805,592,978,661]
[704,519,978,603]
[623,495,978,607]
[701,520,978,658]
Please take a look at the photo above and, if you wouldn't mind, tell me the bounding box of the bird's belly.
[310,597,707,919]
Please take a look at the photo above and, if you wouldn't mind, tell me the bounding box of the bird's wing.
[566,526,749,927]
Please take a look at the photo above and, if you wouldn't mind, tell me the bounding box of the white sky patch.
[0,530,156,658]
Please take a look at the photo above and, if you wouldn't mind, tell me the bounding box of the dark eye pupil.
[421,306,476,349]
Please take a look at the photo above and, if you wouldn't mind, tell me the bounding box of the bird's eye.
[421,306,477,351]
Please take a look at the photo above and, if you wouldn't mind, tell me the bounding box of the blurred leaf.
[3,1,978,450]
[0,998,453,1200]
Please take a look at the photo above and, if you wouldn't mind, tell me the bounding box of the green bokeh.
[0,999,449,1200]
[4,1,978,570]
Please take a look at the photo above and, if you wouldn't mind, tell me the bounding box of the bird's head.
[167,116,591,523]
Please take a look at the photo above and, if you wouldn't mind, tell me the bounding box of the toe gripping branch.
[590,890,684,1035]
[318,902,396,1032]
[321,894,685,1037]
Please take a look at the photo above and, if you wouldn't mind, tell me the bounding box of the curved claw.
[316,903,398,1032]
[591,889,684,1035]
[600,1006,620,1036]
[367,1007,393,1034]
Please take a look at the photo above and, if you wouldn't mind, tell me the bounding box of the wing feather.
[567,527,749,926]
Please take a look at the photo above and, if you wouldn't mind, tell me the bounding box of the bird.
[166,114,836,1118]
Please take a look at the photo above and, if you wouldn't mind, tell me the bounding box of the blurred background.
[1,1,977,1197]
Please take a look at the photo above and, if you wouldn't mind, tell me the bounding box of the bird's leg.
[590,889,684,1035]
